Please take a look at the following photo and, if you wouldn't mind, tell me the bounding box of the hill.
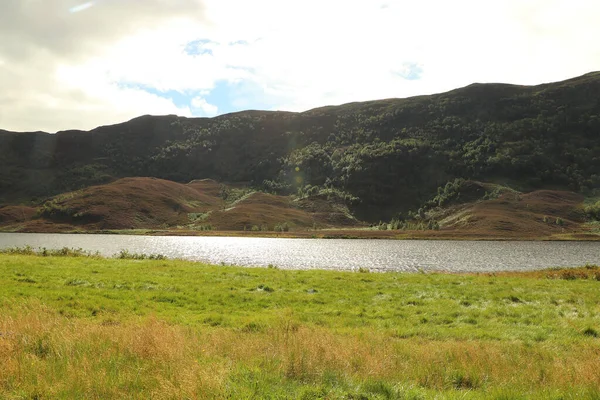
[0,72,599,223]
[0,176,597,239]
[423,182,590,239]
[0,177,357,233]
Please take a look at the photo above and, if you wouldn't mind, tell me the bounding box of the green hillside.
[1,72,599,221]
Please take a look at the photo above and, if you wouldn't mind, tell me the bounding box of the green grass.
[1,254,600,398]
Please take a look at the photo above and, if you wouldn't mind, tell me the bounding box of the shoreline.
[2,227,600,241]
[1,247,598,274]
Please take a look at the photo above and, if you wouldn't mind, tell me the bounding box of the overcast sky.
[1,0,599,132]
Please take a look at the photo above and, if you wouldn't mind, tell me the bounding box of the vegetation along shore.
[1,248,600,398]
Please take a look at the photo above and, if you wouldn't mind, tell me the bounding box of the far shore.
[2,227,600,241]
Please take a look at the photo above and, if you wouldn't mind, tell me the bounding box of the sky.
[1,0,599,133]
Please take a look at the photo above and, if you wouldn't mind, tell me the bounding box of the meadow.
[1,250,600,399]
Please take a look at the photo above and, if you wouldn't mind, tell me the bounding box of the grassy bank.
[1,253,600,398]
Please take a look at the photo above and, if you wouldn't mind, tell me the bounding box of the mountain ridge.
[1,72,599,223]
[3,71,597,135]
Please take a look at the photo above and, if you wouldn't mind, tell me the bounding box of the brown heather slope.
[204,192,358,230]
[0,177,358,232]
[0,206,37,224]
[186,178,227,199]
[437,189,588,238]
[0,177,596,239]
[34,177,221,230]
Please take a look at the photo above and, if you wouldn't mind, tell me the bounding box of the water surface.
[0,233,598,273]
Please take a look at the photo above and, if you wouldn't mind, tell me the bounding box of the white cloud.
[1,0,599,132]
[191,96,218,116]
[0,0,203,132]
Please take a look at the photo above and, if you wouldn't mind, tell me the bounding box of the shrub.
[0,246,97,257]
[585,201,600,221]
[430,178,466,207]
[377,222,388,230]
[583,327,599,338]
[257,284,274,292]
[0,245,36,255]
[116,250,166,260]
[427,220,440,230]
[297,185,359,204]
[507,295,522,303]
[559,270,578,280]
[387,218,439,231]
[274,222,290,232]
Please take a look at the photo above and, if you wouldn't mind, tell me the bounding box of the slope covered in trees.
[1,72,599,221]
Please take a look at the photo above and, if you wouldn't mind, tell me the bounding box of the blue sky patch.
[119,83,210,114]
[184,39,215,56]
[205,80,277,114]
[120,75,279,118]
[395,62,424,81]
[204,80,233,114]
[228,40,250,46]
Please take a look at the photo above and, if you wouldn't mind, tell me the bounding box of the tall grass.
[0,245,99,257]
[0,246,166,260]
[1,254,600,398]
[3,305,600,399]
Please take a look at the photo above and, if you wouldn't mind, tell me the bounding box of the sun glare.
[69,2,95,13]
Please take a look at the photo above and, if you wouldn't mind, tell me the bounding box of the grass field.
[1,253,600,399]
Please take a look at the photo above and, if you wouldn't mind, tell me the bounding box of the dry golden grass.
[2,304,600,398]
[0,306,224,399]
[482,264,600,280]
